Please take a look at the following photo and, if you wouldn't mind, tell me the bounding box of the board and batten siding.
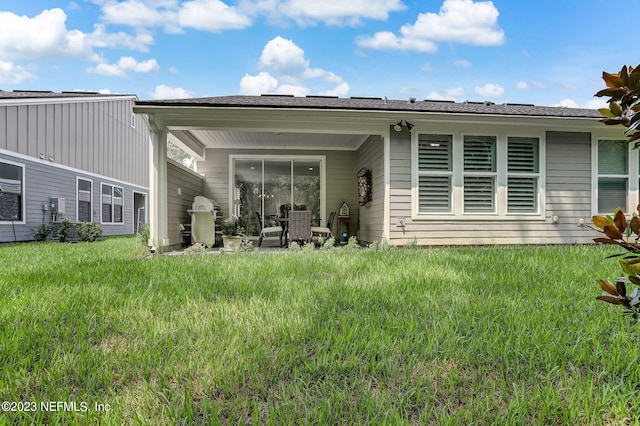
[0,97,149,187]
[0,152,147,242]
[386,129,600,246]
[167,160,205,248]
[197,148,358,234]
[356,135,385,244]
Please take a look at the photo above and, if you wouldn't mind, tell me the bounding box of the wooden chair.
[311,211,336,239]
[287,210,312,246]
[255,212,283,247]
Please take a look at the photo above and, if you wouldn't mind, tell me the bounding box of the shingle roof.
[136,94,603,119]
[0,90,136,100]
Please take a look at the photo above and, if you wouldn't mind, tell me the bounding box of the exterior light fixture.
[405,121,414,131]
[393,121,403,132]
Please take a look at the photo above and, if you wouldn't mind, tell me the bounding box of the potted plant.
[221,214,245,252]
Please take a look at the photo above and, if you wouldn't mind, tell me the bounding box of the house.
[0,90,149,243]
[133,95,628,250]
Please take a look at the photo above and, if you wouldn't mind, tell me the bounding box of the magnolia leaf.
[631,216,640,235]
[594,237,618,245]
[596,295,629,306]
[604,225,623,240]
[610,101,623,117]
[628,275,640,286]
[597,279,619,295]
[616,280,627,297]
[595,88,626,98]
[614,209,627,233]
[602,71,623,89]
[592,215,612,230]
[598,108,616,118]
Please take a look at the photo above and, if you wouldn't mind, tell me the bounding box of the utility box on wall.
[50,197,65,215]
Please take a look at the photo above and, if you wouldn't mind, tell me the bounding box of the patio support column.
[149,128,169,251]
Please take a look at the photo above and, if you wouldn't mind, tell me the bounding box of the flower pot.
[222,235,243,252]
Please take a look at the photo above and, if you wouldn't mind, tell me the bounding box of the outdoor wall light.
[393,120,415,132]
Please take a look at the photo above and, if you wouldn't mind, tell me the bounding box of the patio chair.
[287,210,312,246]
[255,212,284,247]
[311,211,336,239]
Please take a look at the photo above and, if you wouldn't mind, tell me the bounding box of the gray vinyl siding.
[0,152,147,242]
[356,135,384,243]
[0,98,148,187]
[387,129,600,246]
[197,148,358,234]
[167,160,205,247]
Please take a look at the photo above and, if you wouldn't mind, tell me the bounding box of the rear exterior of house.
[134,95,628,250]
[0,91,150,243]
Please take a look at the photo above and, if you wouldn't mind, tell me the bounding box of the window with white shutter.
[597,140,628,213]
[417,134,452,213]
[464,136,496,213]
[507,137,539,213]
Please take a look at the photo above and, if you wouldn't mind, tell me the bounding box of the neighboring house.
[0,90,149,243]
[134,95,628,250]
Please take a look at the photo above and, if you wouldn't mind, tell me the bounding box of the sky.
[0,0,638,107]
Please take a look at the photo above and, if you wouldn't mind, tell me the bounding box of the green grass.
[1,237,638,425]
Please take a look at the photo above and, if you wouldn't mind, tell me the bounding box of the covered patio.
[134,95,395,251]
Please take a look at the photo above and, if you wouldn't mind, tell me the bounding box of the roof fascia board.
[0,94,138,106]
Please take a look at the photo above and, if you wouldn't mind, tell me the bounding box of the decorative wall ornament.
[357,167,372,206]
[339,201,350,217]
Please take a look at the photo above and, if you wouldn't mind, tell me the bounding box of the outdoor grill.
[187,196,218,246]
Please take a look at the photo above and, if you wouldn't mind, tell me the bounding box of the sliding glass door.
[233,156,323,237]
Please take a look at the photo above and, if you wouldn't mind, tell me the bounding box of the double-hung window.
[597,139,629,214]
[415,132,542,217]
[0,161,24,222]
[417,134,453,213]
[464,136,496,213]
[77,178,92,222]
[101,184,124,224]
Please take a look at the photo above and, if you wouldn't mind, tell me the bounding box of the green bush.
[31,222,53,242]
[76,222,103,242]
[57,218,73,242]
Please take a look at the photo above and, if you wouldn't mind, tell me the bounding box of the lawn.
[1,237,638,425]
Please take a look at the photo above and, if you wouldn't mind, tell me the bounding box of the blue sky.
[0,0,638,107]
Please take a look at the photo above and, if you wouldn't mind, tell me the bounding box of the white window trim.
[100,182,125,225]
[76,177,93,223]
[412,127,546,221]
[229,154,326,224]
[592,137,639,215]
[0,158,26,225]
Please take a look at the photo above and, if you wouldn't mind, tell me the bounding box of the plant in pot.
[221,214,245,252]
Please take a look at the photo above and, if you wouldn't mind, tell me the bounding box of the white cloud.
[454,59,471,68]
[259,0,406,26]
[88,56,159,77]
[475,83,504,98]
[553,98,607,109]
[241,36,350,96]
[0,61,38,84]
[517,80,545,90]
[0,9,95,61]
[149,84,192,99]
[427,86,465,101]
[178,0,252,32]
[239,72,279,95]
[356,0,505,52]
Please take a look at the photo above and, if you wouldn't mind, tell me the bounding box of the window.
[464,136,496,213]
[414,133,542,217]
[101,183,124,224]
[77,179,92,222]
[0,161,24,222]
[417,134,452,213]
[507,137,540,213]
[597,139,629,213]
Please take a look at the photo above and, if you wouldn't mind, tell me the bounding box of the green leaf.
[592,215,612,230]
[598,108,616,118]
[610,101,623,117]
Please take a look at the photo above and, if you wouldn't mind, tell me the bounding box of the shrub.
[76,222,102,242]
[57,218,73,242]
[31,222,53,242]
[137,223,150,247]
